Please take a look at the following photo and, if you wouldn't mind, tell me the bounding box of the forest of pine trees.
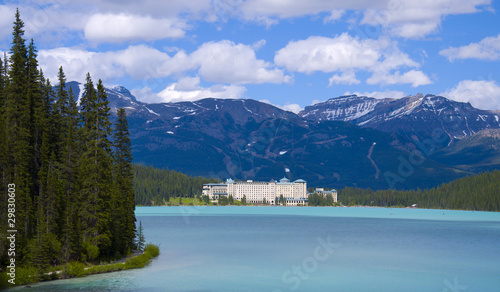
[339,170,500,211]
[133,164,218,205]
[0,10,136,274]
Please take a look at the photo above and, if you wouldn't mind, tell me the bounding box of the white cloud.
[0,5,14,40]
[1,0,492,45]
[238,0,491,38]
[328,71,360,86]
[37,41,288,86]
[279,103,303,114]
[344,90,405,100]
[275,34,383,74]
[439,34,500,61]
[157,78,246,103]
[251,39,266,50]
[84,13,187,43]
[275,33,431,87]
[132,78,246,104]
[440,80,500,110]
[191,40,290,84]
[324,9,345,23]
[367,69,432,87]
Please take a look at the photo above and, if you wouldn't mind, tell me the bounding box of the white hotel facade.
[202,177,308,205]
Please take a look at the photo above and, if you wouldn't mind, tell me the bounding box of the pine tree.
[79,75,113,258]
[135,220,145,251]
[4,9,34,260]
[58,76,82,262]
[112,108,135,255]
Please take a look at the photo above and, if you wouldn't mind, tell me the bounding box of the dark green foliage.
[0,11,136,284]
[112,108,136,255]
[339,171,500,211]
[133,164,218,205]
[135,220,145,251]
[308,192,337,206]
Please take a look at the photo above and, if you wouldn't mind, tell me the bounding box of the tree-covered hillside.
[339,170,500,211]
[133,164,219,205]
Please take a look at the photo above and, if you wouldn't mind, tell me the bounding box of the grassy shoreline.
[2,243,160,289]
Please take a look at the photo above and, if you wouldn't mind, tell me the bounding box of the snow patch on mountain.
[145,107,160,116]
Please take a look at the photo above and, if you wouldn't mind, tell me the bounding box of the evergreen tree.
[59,82,82,262]
[0,12,137,273]
[4,8,34,260]
[112,108,136,255]
[135,220,145,251]
[79,76,113,258]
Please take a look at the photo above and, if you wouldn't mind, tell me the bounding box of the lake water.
[15,206,500,291]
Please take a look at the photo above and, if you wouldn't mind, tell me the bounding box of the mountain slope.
[431,129,500,172]
[300,94,500,149]
[66,82,473,189]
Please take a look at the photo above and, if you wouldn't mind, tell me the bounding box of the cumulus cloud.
[275,33,430,87]
[37,41,289,86]
[329,71,360,86]
[148,76,247,103]
[192,40,290,84]
[238,0,491,38]
[0,5,14,40]
[84,14,187,43]
[275,34,383,73]
[367,69,432,87]
[279,103,303,114]
[344,90,405,100]
[439,34,500,61]
[440,80,500,110]
[1,0,492,45]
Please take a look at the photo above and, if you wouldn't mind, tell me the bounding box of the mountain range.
[67,82,500,190]
[300,94,500,149]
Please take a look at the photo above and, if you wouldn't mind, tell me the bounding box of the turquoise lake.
[17,206,500,291]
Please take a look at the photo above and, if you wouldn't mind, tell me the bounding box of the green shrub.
[125,253,151,269]
[15,266,40,285]
[83,241,100,261]
[144,244,160,258]
[65,261,86,278]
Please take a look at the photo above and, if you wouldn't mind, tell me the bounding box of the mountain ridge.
[65,81,499,189]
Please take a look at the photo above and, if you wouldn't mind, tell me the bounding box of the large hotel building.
[203,177,308,205]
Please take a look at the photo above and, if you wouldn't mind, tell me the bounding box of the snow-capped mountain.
[64,82,500,189]
[300,94,500,148]
[300,95,391,121]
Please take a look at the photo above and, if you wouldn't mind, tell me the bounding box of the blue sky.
[0,0,499,112]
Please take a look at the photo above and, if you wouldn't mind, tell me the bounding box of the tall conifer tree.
[79,75,113,258]
[112,108,135,254]
[4,8,34,258]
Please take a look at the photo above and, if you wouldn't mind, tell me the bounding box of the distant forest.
[133,164,218,205]
[339,170,500,211]
[134,163,500,211]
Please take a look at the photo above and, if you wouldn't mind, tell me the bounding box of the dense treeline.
[339,170,500,211]
[133,164,219,205]
[308,192,338,206]
[0,10,135,277]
